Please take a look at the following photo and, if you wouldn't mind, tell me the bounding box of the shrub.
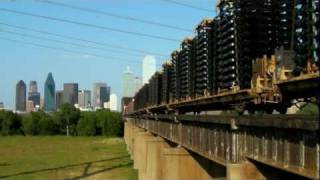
[1,111,22,135]
[76,112,97,136]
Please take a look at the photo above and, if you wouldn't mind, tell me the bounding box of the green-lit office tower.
[44,72,56,111]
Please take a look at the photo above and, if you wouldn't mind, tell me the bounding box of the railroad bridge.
[124,114,319,180]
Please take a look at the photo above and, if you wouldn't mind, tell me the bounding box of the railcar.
[132,0,319,115]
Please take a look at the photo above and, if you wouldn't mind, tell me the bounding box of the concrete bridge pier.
[124,120,146,159]
[227,162,265,180]
[124,125,224,180]
[162,147,214,180]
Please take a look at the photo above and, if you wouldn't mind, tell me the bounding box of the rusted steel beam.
[142,114,319,130]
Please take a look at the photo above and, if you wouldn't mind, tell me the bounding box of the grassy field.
[0,136,137,180]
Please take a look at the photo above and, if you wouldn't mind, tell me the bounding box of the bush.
[0,110,22,135]
[297,103,319,115]
[22,114,39,135]
[96,109,122,137]
[76,112,97,136]
[38,115,56,135]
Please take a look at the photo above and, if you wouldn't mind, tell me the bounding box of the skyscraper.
[16,80,26,111]
[28,81,40,108]
[93,83,110,109]
[0,102,4,109]
[29,81,37,93]
[55,90,63,109]
[44,72,56,111]
[109,93,118,111]
[122,67,134,97]
[26,100,34,112]
[142,55,156,84]
[78,90,91,108]
[63,83,79,105]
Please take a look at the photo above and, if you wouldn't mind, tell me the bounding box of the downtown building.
[109,93,118,111]
[16,80,26,112]
[44,72,56,112]
[55,90,64,110]
[78,90,91,109]
[27,81,40,111]
[93,83,110,109]
[63,83,79,106]
[122,67,135,97]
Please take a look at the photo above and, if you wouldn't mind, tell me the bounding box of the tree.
[38,114,56,135]
[22,114,38,135]
[96,109,122,137]
[76,112,96,136]
[54,103,80,136]
[1,110,22,135]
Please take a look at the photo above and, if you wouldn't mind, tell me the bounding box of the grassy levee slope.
[0,136,137,180]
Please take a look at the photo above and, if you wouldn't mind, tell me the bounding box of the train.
[131,0,320,115]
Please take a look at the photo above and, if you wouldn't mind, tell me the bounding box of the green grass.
[0,136,137,180]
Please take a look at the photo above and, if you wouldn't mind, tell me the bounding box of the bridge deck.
[127,114,319,179]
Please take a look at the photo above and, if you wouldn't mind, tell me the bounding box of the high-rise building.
[142,55,156,84]
[16,80,26,111]
[122,67,134,97]
[109,93,118,111]
[26,100,34,112]
[29,81,37,93]
[78,90,91,108]
[0,102,4,109]
[44,72,56,111]
[93,83,110,109]
[28,81,40,108]
[134,76,142,94]
[63,83,79,105]
[55,91,64,109]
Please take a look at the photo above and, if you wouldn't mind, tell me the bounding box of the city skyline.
[7,73,118,112]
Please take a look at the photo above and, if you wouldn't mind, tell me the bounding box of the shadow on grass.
[0,155,131,179]
[68,162,133,180]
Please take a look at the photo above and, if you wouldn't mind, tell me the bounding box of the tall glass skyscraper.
[122,67,134,97]
[44,72,56,111]
[142,55,156,84]
[16,80,26,111]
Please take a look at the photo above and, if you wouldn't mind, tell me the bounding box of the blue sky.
[0,0,217,109]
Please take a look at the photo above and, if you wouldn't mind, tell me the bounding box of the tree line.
[0,104,123,136]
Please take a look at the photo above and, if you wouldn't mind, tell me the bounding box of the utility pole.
[66,116,69,136]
